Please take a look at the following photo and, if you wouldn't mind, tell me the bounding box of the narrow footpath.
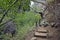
[25,25,60,40]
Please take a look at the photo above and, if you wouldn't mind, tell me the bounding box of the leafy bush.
[0,11,41,40]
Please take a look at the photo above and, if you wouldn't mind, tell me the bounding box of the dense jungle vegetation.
[0,0,58,40]
[0,0,41,40]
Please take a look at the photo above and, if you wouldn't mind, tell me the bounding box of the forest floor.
[24,25,60,40]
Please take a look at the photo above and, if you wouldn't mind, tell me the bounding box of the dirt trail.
[24,25,60,40]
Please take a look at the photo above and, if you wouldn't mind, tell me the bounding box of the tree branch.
[0,0,18,24]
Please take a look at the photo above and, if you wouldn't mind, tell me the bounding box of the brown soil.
[24,26,60,40]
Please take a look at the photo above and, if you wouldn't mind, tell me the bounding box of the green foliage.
[0,11,41,40]
[0,0,15,9]
[0,0,41,40]
[13,11,40,40]
[14,11,40,27]
[0,0,30,13]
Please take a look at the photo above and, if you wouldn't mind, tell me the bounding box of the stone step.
[34,32,48,38]
[31,37,37,40]
[37,29,48,33]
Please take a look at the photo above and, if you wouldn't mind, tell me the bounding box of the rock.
[1,20,16,37]
[31,37,37,40]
